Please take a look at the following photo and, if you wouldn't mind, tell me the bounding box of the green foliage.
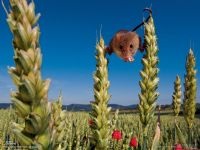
[175,123,188,148]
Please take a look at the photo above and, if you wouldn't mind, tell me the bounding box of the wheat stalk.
[6,0,51,149]
[184,49,197,129]
[171,75,182,146]
[138,15,159,149]
[111,109,119,130]
[183,49,197,146]
[50,95,68,150]
[172,75,182,118]
[90,37,111,150]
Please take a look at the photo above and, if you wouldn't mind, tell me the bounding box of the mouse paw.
[105,46,113,55]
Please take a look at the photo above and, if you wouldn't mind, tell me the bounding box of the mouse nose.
[124,57,134,62]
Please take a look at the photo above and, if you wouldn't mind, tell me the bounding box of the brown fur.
[106,8,152,62]
[106,30,143,62]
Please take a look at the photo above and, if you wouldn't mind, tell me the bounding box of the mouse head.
[111,30,140,62]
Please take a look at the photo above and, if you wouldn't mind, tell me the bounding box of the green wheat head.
[7,0,51,149]
[111,109,119,130]
[172,75,182,117]
[50,95,68,150]
[183,49,197,129]
[90,37,111,150]
[138,15,159,134]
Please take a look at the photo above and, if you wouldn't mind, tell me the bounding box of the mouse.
[106,8,152,62]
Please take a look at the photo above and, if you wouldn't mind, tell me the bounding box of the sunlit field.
[0,108,199,149]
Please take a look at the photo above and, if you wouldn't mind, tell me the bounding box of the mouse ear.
[115,30,128,41]
[115,32,122,41]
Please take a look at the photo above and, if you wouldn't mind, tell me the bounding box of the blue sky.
[0,0,199,105]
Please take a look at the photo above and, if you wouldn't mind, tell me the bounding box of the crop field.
[0,108,199,149]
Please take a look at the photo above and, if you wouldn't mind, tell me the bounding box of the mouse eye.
[119,45,123,50]
[130,44,133,48]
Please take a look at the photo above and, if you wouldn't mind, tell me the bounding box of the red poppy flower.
[112,130,122,141]
[174,144,183,150]
[88,119,94,126]
[129,137,138,147]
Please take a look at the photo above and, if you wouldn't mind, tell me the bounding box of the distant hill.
[0,103,12,109]
[0,103,199,114]
[0,103,137,111]
[64,104,137,111]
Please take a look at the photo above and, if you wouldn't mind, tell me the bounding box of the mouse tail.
[132,8,152,32]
